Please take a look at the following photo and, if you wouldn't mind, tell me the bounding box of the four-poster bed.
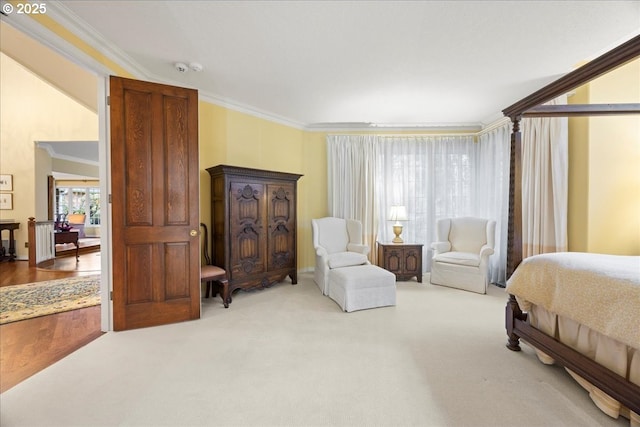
[503,34,640,419]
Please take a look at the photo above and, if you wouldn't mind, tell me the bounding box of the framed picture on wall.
[0,193,13,210]
[0,174,12,191]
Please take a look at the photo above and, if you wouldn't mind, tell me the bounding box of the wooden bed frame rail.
[506,295,640,413]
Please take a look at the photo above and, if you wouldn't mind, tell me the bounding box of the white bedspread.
[506,252,640,349]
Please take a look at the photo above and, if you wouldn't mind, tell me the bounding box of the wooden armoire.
[207,165,303,302]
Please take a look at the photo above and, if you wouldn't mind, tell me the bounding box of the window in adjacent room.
[55,184,101,226]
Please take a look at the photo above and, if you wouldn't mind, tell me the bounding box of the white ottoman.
[328,265,396,312]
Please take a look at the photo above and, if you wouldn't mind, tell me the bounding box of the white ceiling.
[22,1,640,128]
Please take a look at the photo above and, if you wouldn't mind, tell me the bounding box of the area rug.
[0,275,100,325]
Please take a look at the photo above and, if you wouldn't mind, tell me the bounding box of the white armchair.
[311,217,370,295]
[430,217,496,294]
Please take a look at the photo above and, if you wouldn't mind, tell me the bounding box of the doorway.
[1,20,111,330]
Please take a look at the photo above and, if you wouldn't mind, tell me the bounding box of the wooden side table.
[0,222,20,262]
[55,230,80,260]
[377,242,423,282]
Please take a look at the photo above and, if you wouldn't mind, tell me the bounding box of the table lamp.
[389,205,408,243]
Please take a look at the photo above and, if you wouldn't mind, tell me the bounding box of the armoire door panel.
[267,183,295,270]
[269,185,292,222]
[232,183,263,223]
[232,225,265,277]
[229,181,266,278]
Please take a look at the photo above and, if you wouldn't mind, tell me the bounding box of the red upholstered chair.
[200,223,229,308]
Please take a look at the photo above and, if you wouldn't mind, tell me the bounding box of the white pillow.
[328,252,368,269]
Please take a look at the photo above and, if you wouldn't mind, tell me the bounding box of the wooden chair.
[200,223,230,308]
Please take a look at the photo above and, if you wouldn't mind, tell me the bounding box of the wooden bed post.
[505,294,525,351]
[506,116,522,279]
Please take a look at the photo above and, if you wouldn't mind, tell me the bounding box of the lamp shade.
[388,205,408,222]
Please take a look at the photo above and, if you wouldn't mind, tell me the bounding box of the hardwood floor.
[0,252,103,393]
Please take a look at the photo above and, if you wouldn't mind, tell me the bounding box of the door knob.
[190,230,198,236]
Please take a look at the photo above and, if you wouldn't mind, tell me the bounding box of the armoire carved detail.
[207,165,303,303]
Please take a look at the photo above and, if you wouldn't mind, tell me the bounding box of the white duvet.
[506,252,640,349]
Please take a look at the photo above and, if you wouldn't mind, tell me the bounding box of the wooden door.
[110,76,200,331]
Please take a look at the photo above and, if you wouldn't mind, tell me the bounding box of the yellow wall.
[568,58,640,255]
[198,103,332,270]
[568,85,590,252]
[300,131,330,269]
[198,102,323,270]
[0,53,99,259]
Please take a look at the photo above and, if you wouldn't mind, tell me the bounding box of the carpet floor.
[0,272,627,426]
[0,275,100,324]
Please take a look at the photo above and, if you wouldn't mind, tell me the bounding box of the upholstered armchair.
[430,217,496,294]
[311,217,370,295]
[67,213,86,238]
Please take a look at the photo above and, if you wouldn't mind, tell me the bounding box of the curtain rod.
[326,132,477,138]
[327,118,510,139]
[476,117,511,136]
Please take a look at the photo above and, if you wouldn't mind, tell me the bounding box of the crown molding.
[198,92,308,131]
[42,1,148,78]
[37,142,99,167]
[1,4,115,77]
[305,122,482,132]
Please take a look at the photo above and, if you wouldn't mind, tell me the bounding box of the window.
[88,188,101,225]
[55,185,101,226]
[55,187,70,218]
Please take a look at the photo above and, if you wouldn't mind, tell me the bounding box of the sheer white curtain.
[521,95,568,257]
[477,121,511,283]
[376,135,477,271]
[376,136,431,267]
[327,130,510,284]
[327,135,380,263]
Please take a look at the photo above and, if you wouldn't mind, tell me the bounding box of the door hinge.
[110,291,113,301]
[106,95,110,105]
[108,194,112,203]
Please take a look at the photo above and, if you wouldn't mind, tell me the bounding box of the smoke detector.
[174,62,204,73]
[174,62,188,73]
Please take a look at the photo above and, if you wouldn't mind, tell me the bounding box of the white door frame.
[97,76,112,331]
